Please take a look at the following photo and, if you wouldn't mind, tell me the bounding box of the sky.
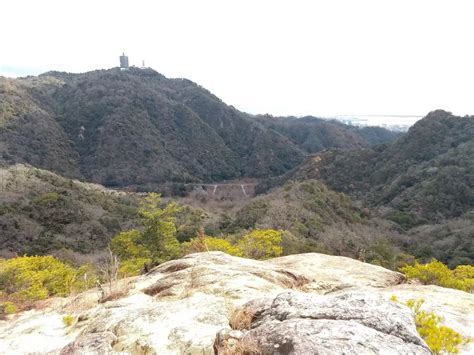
[2,0,474,118]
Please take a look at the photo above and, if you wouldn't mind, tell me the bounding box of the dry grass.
[157,261,192,274]
[232,339,261,355]
[98,279,131,304]
[95,248,132,303]
[229,307,254,331]
[249,269,309,290]
[61,290,99,313]
[143,280,176,297]
[98,288,129,304]
[216,333,261,355]
[275,270,309,289]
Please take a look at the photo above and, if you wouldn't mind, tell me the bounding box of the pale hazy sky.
[2,0,474,117]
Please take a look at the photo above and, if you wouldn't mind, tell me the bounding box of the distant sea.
[325,115,423,132]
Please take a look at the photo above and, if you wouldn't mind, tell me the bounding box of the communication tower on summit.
[119,53,129,70]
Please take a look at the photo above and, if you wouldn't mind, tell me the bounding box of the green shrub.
[400,259,474,292]
[365,237,396,269]
[182,236,242,257]
[385,211,418,229]
[110,193,181,265]
[0,301,17,316]
[0,255,97,311]
[118,257,152,277]
[111,230,150,260]
[32,192,62,206]
[62,315,75,327]
[236,229,283,260]
[280,230,333,256]
[0,256,76,301]
[391,296,470,354]
[453,264,474,280]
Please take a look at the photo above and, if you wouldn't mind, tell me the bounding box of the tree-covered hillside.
[256,115,402,154]
[0,164,140,256]
[265,110,473,223]
[257,110,474,266]
[0,68,399,188]
[205,179,409,266]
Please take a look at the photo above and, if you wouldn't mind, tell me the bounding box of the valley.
[1,70,472,269]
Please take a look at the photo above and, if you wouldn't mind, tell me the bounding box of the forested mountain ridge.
[256,115,402,153]
[254,110,474,266]
[0,75,80,178]
[262,110,473,223]
[0,68,399,188]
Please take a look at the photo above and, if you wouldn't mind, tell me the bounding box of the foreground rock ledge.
[214,291,430,354]
[0,252,472,354]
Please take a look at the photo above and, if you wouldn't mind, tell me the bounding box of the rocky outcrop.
[378,283,474,345]
[268,253,405,292]
[215,291,430,354]
[0,252,472,354]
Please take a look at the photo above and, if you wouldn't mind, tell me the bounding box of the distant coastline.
[324,114,423,132]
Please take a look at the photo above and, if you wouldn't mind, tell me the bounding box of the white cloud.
[2,0,473,117]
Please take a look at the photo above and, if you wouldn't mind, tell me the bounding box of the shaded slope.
[1,68,399,188]
[1,69,305,186]
[52,69,239,185]
[229,179,366,234]
[0,76,80,178]
[0,164,140,255]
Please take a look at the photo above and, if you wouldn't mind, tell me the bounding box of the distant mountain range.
[256,115,401,153]
[257,110,474,266]
[261,110,474,222]
[0,68,399,188]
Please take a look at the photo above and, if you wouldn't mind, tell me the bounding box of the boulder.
[377,283,474,353]
[59,332,117,355]
[215,291,431,354]
[267,253,405,292]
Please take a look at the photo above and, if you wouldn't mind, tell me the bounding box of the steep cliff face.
[1,252,472,354]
